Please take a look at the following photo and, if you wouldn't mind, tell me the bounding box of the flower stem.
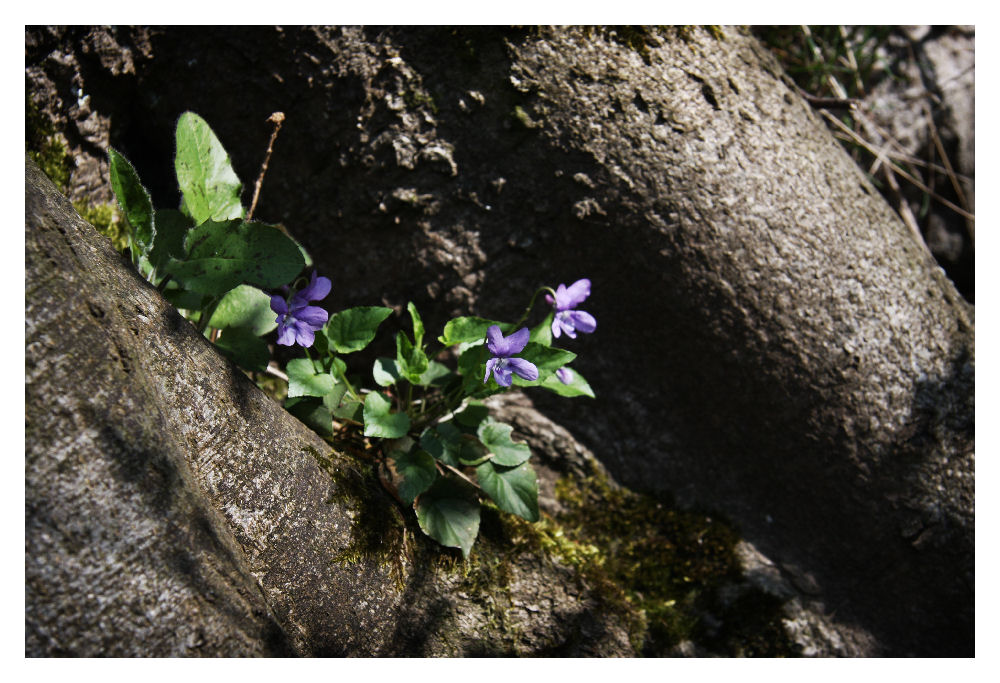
[196,297,221,335]
[513,286,557,329]
[334,365,362,403]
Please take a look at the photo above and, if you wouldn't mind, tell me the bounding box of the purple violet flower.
[484,325,539,387]
[555,367,573,385]
[545,278,596,339]
[270,271,332,348]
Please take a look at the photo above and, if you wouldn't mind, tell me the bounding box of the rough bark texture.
[26,25,974,655]
[25,158,637,657]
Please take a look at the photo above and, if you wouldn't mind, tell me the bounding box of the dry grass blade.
[820,109,976,222]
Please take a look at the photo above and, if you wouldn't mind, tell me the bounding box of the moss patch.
[75,201,128,252]
[548,467,798,656]
[26,90,71,192]
[306,443,410,589]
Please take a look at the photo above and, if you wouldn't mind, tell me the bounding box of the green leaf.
[420,422,463,467]
[477,419,531,467]
[174,111,244,224]
[530,312,554,346]
[407,301,425,348]
[322,382,349,413]
[511,343,577,386]
[439,317,514,347]
[372,357,402,387]
[453,402,490,431]
[286,358,336,398]
[285,397,334,436]
[326,306,393,354]
[163,287,208,312]
[165,219,304,296]
[208,285,278,336]
[214,326,270,373]
[148,209,192,271]
[108,148,155,256]
[476,460,539,522]
[396,332,428,381]
[415,360,453,388]
[458,437,493,467]
[332,394,364,422]
[539,367,596,398]
[457,342,489,383]
[363,391,411,438]
[415,476,481,558]
[324,355,348,378]
[390,448,438,505]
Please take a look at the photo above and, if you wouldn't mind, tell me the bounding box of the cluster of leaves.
[108,112,598,558]
[108,112,308,373]
[286,303,594,558]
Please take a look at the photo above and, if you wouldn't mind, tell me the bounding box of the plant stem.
[196,297,221,335]
[513,286,556,329]
[335,366,362,404]
[247,112,285,222]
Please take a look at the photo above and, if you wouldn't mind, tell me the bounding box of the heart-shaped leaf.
[477,419,531,467]
[363,391,410,438]
[326,307,394,354]
[415,476,481,558]
[286,358,336,398]
[390,448,438,505]
[476,460,539,522]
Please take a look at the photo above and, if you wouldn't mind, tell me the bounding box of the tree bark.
[25,157,636,656]
[26,25,974,655]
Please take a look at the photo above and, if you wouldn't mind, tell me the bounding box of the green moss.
[26,90,72,192]
[403,87,438,115]
[75,201,129,252]
[305,444,410,588]
[511,105,541,130]
[549,469,798,656]
[26,88,131,254]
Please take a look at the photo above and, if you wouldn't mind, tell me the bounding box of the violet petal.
[567,310,596,334]
[508,358,539,382]
[297,272,332,303]
[276,322,296,346]
[294,305,329,328]
[270,295,288,316]
[561,278,591,309]
[505,327,531,355]
[493,361,513,387]
[486,325,506,355]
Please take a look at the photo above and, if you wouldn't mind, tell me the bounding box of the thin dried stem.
[922,100,974,243]
[247,112,285,221]
[821,110,976,222]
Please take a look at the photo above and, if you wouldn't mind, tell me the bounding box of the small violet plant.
[106,110,598,559]
[271,271,332,347]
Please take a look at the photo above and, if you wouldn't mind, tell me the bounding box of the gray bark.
[26,25,974,655]
[25,157,635,656]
